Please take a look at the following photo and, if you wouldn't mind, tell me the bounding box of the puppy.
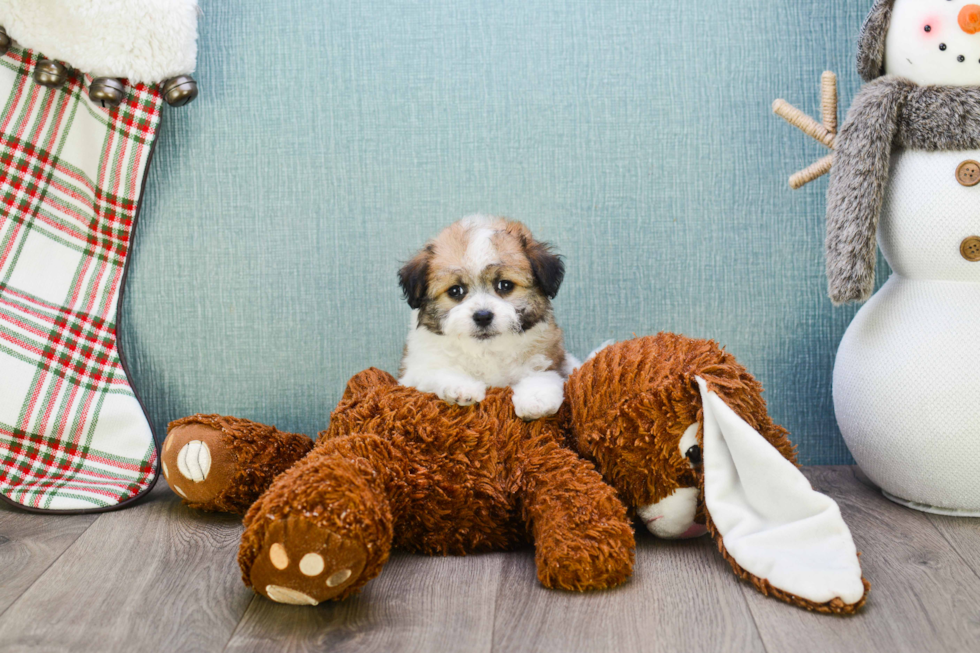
[397,215,578,420]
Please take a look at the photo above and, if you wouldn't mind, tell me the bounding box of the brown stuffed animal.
[165,367,636,604]
[565,334,869,614]
[161,334,868,613]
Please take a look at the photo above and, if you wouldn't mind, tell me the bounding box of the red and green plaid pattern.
[0,45,161,511]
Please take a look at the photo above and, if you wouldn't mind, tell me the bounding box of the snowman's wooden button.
[961,237,980,262]
[956,160,980,187]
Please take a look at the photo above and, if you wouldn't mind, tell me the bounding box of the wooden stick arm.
[772,99,836,150]
[790,154,834,190]
[772,71,839,190]
[821,71,838,133]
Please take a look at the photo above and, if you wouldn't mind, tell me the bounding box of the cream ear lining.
[695,377,866,606]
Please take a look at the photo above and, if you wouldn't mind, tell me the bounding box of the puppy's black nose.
[473,310,494,327]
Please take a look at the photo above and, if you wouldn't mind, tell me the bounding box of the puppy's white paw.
[512,377,564,421]
[439,379,486,406]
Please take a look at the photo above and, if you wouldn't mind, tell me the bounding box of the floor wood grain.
[225,551,503,653]
[0,504,97,616]
[0,467,977,653]
[0,485,250,653]
[926,512,980,580]
[490,534,766,653]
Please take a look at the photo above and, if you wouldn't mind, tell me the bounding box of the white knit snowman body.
[833,0,980,514]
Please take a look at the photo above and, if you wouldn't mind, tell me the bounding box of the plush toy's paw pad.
[250,517,367,605]
[161,422,237,505]
[176,439,211,482]
[438,380,486,406]
[512,380,564,421]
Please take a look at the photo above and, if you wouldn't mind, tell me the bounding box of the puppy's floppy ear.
[523,237,565,299]
[398,245,433,310]
[695,377,869,613]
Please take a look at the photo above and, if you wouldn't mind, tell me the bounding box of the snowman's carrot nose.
[960,4,980,34]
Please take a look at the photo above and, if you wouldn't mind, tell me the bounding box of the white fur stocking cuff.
[0,0,199,84]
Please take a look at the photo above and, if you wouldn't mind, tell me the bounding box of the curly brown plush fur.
[233,368,635,603]
[163,334,866,613]
[565,334,867,615]
[163,415,313,513]
[565,333,794,510]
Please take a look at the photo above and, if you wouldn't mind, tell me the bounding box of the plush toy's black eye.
[925,25,932,32]
[959,55,966,62]
[940,43,948,51]
[685,445,702,465]
[447,285,466,300]
[495,279,515,295]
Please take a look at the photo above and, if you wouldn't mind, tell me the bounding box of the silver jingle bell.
[34,59,69,88]
[161,75,198,107]
[89,77,126,108]
[0,26,10,57]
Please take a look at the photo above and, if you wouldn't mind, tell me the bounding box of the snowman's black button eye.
[685,445,702,465]
[925,25,932,32]
[940,43,948,51]
[959,55,967,62]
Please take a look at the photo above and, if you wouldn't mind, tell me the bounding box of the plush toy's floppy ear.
[696,377,869,613]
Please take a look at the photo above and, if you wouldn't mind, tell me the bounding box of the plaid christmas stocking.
[0,47,161,511]
[0,1,199,511]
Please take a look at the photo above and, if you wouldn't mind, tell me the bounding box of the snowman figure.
[806,0,980,514]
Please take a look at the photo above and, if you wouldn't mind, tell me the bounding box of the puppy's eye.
[685,445,702,465]
[447,285,466,300]
[495,279,515,295]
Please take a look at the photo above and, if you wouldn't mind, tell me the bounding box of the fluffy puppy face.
[398,216,564,341]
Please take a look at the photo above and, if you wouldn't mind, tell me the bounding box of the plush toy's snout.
[637,488,706,539]
[636,424,707,539]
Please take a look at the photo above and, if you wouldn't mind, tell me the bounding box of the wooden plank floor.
[1,467,978,653]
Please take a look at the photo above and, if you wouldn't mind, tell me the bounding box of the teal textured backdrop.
[124,0,888,464]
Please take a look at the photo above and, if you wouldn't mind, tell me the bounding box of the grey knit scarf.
[825,78,980,304]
